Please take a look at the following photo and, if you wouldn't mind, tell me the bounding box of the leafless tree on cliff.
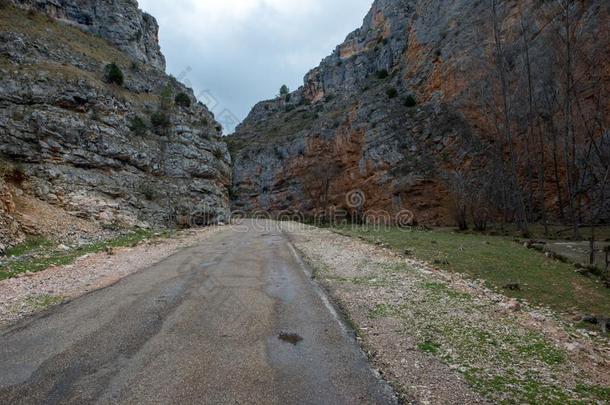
[445,170,469,231]
[303,159,342,220]
[490,0,529,234]
[452,1,606,235]
[556,0,581,239]
[518,3,549,234]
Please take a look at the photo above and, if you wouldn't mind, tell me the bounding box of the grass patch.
[330,225,610,315]
[264,109,319,140]
[0,230,168,281]
[463,371,571,404]
[24,294,65,311]
[517,338,566,366]
[422,281,472,300]
[0,7,130,67]
[5,236,53,257]
[418,341,441,354]
[0,7,160,108]
[465,223,610,241]
[575,384,610,401]
[368,303,395,319]
[350,275,389,286]
[304,224,607,403]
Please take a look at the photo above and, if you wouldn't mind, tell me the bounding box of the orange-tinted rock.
[230,0,609,225]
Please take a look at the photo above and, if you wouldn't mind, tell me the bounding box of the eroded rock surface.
[0,3,230,245]
[10,0,166,70]
[229,0,608,224]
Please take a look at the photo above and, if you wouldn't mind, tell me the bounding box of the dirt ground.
[0,226,227,325]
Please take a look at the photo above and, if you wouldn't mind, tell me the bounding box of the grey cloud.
[138,0,373,133]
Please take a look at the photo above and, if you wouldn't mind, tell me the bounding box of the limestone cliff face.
[230,0,608,224]
[0,3,230,247]
[10,0,165,70]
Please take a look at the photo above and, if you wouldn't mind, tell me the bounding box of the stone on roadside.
[500,299,521,312]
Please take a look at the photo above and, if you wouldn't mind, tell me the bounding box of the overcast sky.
[138,0,373,133]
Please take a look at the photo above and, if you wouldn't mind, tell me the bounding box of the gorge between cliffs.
[0,1,609,404]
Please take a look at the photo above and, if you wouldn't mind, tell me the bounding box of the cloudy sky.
[138,0,373,133]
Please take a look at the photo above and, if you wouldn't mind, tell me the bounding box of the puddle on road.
[278,332,303,345]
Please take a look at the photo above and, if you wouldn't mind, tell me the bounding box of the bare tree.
[491,0,529,234]
[445,171,469,231]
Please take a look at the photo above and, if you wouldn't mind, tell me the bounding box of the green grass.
[368,303,395,319]
[463,370,571,404]
[422,281,472,300]
[575,384,610,401]
[5,236,53,257]
[330,225,610,316]
[0,6,129,67]
[517,339,566,365]
[24,294,65,311]
[418,341,441,354]
[0,230,168,281]
[462,223,610,241]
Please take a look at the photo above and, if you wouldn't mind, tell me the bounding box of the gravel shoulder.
[0,226,228,326]
[281,222,610,404]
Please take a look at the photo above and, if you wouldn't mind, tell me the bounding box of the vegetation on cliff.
[229,0,609,248]
[0,3,231,250]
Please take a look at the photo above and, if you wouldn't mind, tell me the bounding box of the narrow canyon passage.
[0,220,396,404]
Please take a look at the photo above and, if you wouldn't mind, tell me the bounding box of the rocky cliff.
[230,0,609,225]
[0,2,231,250]
[9,0,165,70]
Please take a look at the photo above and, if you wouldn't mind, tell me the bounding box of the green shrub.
[174,92,191,108]
[279,85,290,97]
[90,108,102,121]
[138,182,158,201]
[376,69,389,79]
[150,112,170,130]
[0,0,11,10]
[160,84,173,111]
[213,148,224,160]
[128,116,147,136]
[386,88,399,99]
[404,95,417,107]
[104,63,124,86]
[0,158,27,184]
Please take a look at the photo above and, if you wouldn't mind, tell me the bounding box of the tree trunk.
[491,0,529,234]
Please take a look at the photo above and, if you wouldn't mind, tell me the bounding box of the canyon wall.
[10,0,165,70]
[230,0,609,225]
[0,2,231,248]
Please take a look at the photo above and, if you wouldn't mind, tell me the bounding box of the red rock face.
[230,0,609,225]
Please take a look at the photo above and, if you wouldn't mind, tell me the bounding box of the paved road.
[0,221,396,404]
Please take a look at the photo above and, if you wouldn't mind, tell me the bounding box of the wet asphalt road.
[0,221,397,404]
